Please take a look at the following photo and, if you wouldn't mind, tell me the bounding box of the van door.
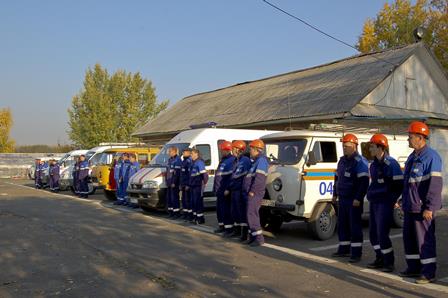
[302,137,338,217]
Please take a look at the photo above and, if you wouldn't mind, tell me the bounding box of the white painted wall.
[361,55,448,114]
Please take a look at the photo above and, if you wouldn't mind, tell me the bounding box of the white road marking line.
[309,234,403,252]
[0,193,8,196]
[360,269,448,294]
[263,243,338,264]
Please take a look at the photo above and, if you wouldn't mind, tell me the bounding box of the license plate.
[261,199,276,207]
[130,198,138,204]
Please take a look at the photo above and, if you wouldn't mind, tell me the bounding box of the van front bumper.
[128,186,166,210]
[261,199,296,211]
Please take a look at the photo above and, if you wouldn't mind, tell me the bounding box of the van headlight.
[273,178,282,191]
[142,181,158,189]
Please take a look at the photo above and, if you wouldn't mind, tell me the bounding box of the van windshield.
[265,139,307,165]
[149,143,190,167]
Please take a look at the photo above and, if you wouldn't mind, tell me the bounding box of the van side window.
[195,144,212,166]
[312,141,337,163]
[138,154,149,166]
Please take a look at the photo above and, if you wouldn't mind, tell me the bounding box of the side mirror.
[306,151,317,167]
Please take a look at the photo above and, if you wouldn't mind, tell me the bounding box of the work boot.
[230,226,242,238]
[331,252,350,258]
[367,257,384,269]
[348,256,361,263]
[214,226,225,234]
[222,229,234,238]
[382,265,394,273]
[415,276,435,284]
[399,269,420,278]
[240,227,248,242]
[249,240,265,247]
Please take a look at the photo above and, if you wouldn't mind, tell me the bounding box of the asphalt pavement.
[1,179,447,297]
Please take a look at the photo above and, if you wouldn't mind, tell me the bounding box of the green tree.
[0,108,15,153]
[68,64,168,148]
[358,0,448,70]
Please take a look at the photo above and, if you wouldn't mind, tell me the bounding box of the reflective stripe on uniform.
[393,175,404,180]
[373,245,380,250]
[409,174,431,183]
[339,241,350,246]
[256,169,268,176]
[381,247,393,254]
[251,230,263,236]
[405,254,420,260]
[421,258,436,264]
[224,225,233,229]
[351,242,363,247]
[357,172,369,178]
[196,213,204,217]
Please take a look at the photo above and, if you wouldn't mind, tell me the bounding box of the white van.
[128,128,278,211]
[261,130,412,240]
[60,143,141,194]
[56,150,88,190]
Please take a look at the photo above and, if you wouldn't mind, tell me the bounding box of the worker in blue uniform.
[400,121,443,284]
[78,155,90,198]
[180,148,193,220]
[188,148,208,224]
[125,153,140,208]
[332,133,369,263]
[166,146,182,218]
[213,141,236,236]
[227,140,252,241]
[366,134,403,272]
[49,159,61,192]
[243,139,269,247]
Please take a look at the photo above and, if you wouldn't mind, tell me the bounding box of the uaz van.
[261,130,412,240]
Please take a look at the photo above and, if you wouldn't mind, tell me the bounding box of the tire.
[260,208,283,232]
[393,199,404,228]
[307,202,337,240]
[87,183,96,195]
[103,189,116,201]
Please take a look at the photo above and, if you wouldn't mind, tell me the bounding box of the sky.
[0,0,389,145]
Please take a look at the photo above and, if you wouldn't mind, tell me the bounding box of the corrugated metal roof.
[133,44,425,138]
[350,103,448,120]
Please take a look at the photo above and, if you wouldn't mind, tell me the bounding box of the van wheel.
[393,199,404,228]
[307,202,336,240]
[87,183,96,195]
[103,190,116,201]
[260,208,283,232]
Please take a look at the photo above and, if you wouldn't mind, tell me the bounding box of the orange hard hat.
[340,133,358,145]
[219,141,232,151]
[370,134,388,148]
[408,121,429,137]
[249,139,264,150]
[232,140,246,151]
